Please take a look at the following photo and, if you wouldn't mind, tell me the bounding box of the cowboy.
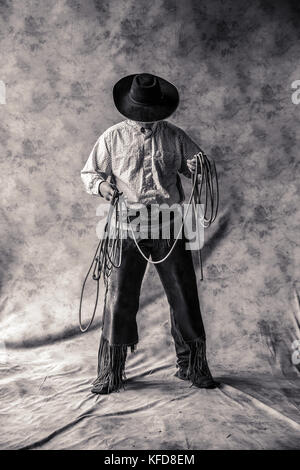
[81,73,218,393]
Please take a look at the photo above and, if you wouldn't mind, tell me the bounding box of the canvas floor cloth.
[1,335,300,450]
[1,287,300,451]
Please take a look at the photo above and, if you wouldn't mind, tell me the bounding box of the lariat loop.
[79,188,123,332]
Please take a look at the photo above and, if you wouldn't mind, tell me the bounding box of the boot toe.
[191,377,220,389]
[91,383,117,394]
[174,369,189,381]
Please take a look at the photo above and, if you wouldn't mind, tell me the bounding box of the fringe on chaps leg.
[92,336,134,393]
[187,338,213,382]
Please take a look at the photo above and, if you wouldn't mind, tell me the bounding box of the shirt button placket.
[142,128,153,193]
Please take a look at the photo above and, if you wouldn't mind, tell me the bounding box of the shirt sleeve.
[81,132,112,195]
[178,129,202,179]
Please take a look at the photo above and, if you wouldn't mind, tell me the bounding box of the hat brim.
[113,74,179,122]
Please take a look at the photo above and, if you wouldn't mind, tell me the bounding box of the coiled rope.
[79,151,219,332]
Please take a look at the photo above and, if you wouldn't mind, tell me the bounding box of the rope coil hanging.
[79,151,219,332]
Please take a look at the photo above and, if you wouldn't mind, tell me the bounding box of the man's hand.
[99,181,115,201]
[187,153,202,174]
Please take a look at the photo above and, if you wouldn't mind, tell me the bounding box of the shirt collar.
[125,119,161,135]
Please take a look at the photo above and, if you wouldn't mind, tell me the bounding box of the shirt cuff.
[94,178,105,196]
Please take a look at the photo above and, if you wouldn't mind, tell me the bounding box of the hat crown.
[136,73,156,87]
[129,73,162,105]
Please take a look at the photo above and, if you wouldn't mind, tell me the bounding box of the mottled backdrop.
[0,0,300,450]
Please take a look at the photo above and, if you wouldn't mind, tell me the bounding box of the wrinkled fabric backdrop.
[0,0,300,450]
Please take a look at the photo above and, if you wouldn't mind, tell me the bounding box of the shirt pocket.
[154,150,177,171]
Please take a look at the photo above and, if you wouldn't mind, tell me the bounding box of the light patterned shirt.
[81,119,202,207]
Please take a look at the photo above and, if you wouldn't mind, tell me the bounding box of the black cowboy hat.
[113,73,179,122]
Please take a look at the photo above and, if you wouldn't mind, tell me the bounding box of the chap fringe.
[187,338,213,381]
[92,336,135,392]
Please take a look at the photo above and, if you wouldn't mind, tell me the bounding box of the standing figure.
[81,73,218,394]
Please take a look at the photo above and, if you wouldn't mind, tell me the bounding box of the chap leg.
[92,237,148,394]
[153,238,217,387]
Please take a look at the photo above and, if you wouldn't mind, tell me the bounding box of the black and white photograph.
[0,0,299,454]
